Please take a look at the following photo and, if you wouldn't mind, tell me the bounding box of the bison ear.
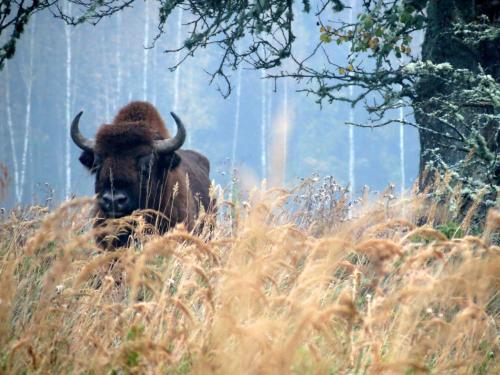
[79,150,95,171]
[159,151,181,170]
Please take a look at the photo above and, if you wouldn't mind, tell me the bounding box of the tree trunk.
[20,16,36,203]
[414,0,499,216]
[4,61,20,202]
[260,69,267,180]
[143,0,150,101]
[64,3,72,199]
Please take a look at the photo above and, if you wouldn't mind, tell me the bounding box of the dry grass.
[0,179,498,374]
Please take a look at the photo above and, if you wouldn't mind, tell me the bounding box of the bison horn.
[153,112,186,154]
[70,111,95,152]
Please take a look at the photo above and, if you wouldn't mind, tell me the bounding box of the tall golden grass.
[0,178,498,374]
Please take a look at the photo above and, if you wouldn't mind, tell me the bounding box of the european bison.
[71,101,213,248]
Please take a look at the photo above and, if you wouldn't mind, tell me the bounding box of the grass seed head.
[0,179,497,374]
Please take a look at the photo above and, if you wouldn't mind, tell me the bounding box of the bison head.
[70,111,186,219]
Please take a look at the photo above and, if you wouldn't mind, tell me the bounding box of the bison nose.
[99,191,130,216]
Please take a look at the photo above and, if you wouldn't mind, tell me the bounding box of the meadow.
[0,176,498,374]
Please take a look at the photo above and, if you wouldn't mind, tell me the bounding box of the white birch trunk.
[19,17,36,202]
[399,106,405,195]
[348,0,357,197]
[116,12,123,108]
[267,81,273,144]
[282,79,288,184]
[348,105,355,196]
[173,8,183,112]
[151,34,157,105]
[266,79,274,186]
[231,66,242,177]
[65,4,72,199]
[260,69,267,180]
[4,61,20,201]
[143,0,150,100]
[104,71,111,121]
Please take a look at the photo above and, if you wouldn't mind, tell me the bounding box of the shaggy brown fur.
[95,122,154,156]
[78,101,212,249]
[113,101,171,138]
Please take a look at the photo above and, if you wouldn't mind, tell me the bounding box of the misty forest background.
[1,1,421,208]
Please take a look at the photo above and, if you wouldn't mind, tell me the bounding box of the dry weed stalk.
[0,181,498,374]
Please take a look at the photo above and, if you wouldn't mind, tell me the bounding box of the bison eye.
[137,154,154,172]
[91,154,103,172]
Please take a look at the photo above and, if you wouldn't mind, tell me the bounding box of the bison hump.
[112,101,170,139]
[178,150,210,175]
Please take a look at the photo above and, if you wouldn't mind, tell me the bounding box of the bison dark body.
[71,101,213,248]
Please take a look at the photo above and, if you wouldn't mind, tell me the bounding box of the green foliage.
[124,350,140,367]
[348,2,420,64]
[408,234,429,244]
[474,340,496,375]
[453,15,500,47]
[437,221,463,239]
[0,0,51,69]
[171,355,193,375]
[126,324,145,341]
[0,351,8,373]
[156,0,310,95]
[290,345,318,374]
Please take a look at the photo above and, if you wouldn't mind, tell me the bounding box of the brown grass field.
[0,177,498,374]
